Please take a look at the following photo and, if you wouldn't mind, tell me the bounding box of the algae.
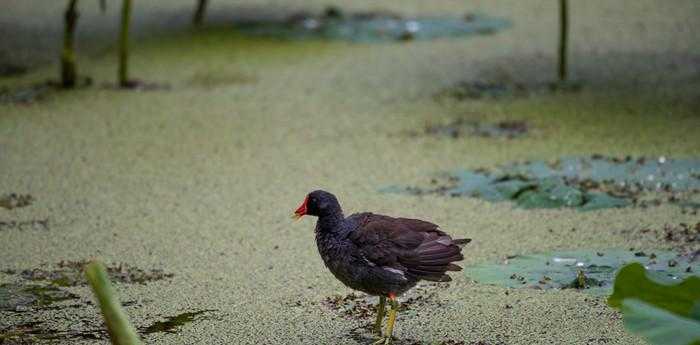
[0,321,107,343]
[322,283,449,321]
[11,260,174,287]
[0,219,48,232]
[0,283,79,311]
[0,193,34,210]
[141,310,215,335]
[412,119,528,139]
[436,80,582,100]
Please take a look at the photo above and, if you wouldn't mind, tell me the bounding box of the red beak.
[292,195,309,220]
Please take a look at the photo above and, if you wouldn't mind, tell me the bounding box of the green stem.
[193,0,208,27]
[85,261,143,345]
[558,0,569,82]
[118,0,132,87]
[61,0,79,88]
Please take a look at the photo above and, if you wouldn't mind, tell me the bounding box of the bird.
[293,190,470,344]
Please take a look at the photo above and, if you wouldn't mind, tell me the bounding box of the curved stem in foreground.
[85,261,143,345]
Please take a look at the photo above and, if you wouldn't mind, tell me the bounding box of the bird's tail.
[402,236,471,282]
[452,238,471,248]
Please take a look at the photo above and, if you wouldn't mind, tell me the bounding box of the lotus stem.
[85,261,143,345]
[193,0,208,27]
[118,0,132,87]
[61,0,79,88]
[558,0,569,82]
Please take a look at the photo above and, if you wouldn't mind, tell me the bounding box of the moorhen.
[293,190,470,344]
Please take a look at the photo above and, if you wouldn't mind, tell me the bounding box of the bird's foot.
[371,336,393,345]
[372,336,391,345]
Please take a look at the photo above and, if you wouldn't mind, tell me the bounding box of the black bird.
[293,190,470,344]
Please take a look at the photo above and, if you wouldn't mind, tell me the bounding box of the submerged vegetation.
[141,310,215,335]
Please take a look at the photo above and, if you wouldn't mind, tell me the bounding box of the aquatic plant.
[382,155,700,211]
[608,263,700,345]
[118,0,132,88]
[464,249,698,295]
[558,0,569,82]
[231,11,509,43]
[60,0,107,88]
[85,261,143,345]
[193,0,208,27]
[59,0,132,88]
[60,0,79,88]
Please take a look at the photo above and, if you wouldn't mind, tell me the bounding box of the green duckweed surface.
[1,1,700,344]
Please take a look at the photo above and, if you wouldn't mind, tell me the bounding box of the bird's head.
[292,190,340,220]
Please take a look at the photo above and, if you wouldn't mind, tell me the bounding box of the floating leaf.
[608,263,700,345]
[465,249,698,296]
[620,300,700,345]
[233,12,510,43]
[608,263,700,318]
[381,156,700,211]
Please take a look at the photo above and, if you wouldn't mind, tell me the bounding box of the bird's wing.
[348,213,470,282]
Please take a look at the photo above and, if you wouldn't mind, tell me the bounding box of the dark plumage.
[293,190,470,344]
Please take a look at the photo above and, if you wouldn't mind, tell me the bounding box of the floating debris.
[322,282,448,321]
[188,70,257,89]
[322,292,376,320]
[101,79,171,92]
[0,283,79,312]
[636,222,699,259]
[416,119,528,139]
[232,8,509,43]
[0,321,107,343]
[465,249,699,296]
[381,155,700,211]
[0,78,91,105]
[13,260,174,287]
[141,310,215,335]
[436,80,582,100]
[1,262,177,344]
[0,63,28,77]
[0,193,34,210]
[0,219,49,232]
[0,84,51,104]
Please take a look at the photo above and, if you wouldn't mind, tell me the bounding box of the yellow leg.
[383,296,399,344]
[373,296,386,335]
[372,293,398,345]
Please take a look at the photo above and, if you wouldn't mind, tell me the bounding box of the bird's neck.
[317,210,345,233]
